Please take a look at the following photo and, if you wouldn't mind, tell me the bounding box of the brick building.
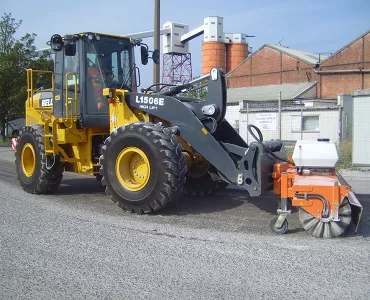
[226,45,324,92]
[223,29,370,144]
[226,29,370,100]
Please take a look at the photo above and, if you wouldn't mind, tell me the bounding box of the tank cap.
[317,138,330,142]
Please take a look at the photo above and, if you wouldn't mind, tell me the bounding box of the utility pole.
[278,91,282,140]
[153,0,160,87]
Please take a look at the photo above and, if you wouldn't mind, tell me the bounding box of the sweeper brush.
[298,197,352,238]
[271,138,363,238]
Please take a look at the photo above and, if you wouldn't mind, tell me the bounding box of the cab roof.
[77,32,130,39]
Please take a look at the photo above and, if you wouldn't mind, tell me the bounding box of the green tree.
[181,75,208,100]
[0,13,52,141]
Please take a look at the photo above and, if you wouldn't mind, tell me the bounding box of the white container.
[224,33,247,44]
[292,139,339,168]
[162,21,189,54]
[203,16,223,42]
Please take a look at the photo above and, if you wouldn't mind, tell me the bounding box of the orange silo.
[226,43,249,73]
[202,41,226,75]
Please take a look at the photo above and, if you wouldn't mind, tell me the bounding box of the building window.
[291,115,319,132]
[303,116,319,132]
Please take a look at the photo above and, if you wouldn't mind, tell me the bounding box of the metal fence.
[230,97,370,182]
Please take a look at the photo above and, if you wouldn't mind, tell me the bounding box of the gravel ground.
[0,148,369,300]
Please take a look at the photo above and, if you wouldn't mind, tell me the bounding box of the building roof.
[227,44,329,76]
[320,29,370,64]
[227,28,370,77]
[227,81,317,103]
[267,45,329,65]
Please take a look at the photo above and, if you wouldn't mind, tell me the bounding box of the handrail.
[65,72,78,121]
[26,69,54,108]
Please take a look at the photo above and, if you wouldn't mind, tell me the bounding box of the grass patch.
[282,142,295,158]
[336,140,356,170]
[0,137,12,147]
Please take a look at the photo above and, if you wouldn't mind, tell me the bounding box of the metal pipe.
[156,73,210,96]
[246,102,249,144]
[153,0,160,87]
[126,28,170,39]
[188,73,210,85]
[191,82,208,91]
[300,102,303,140]
[278,91,281,140]
[313,68,370,74]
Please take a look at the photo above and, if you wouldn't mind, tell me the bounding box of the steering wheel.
[103,70,115,80]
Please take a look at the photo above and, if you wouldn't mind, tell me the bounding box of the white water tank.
[292,139,339,168]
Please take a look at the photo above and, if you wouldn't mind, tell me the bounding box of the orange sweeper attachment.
[271,139,363,238]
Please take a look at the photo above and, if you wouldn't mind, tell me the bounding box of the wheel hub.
[116,147,150,191]
[21,143,36,177]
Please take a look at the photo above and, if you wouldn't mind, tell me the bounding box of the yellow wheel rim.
[21,143,36,177]
[116,147,151,191]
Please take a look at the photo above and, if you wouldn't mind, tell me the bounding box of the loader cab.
[51,32,136,129]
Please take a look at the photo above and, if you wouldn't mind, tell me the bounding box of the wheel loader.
[12,32,363,238]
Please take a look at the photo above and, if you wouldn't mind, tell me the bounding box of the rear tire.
[99,122,187,214]
[15,125,64,194]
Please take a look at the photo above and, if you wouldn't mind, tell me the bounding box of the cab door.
[53,42,80,119]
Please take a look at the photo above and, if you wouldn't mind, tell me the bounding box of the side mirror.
[141,45,149,65]
[64,35,76,57]
[50,34,63,51]
[152,49,160,65]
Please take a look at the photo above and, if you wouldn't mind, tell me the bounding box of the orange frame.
[272,162,351,220]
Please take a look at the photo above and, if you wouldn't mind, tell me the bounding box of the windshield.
[85,36,133,91]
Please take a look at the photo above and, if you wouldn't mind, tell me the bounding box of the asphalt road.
[0,148,369,300]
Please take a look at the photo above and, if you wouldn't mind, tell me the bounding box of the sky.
[2,0,370,88]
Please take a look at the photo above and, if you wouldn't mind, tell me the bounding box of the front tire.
[183,171,229,197]
[15,125,64,194]
[183,172,219,196]
[99,122,187,214]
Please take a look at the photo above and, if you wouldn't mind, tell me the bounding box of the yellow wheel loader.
[12,32,362,237]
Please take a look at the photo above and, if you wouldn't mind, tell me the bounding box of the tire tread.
[99,122,187,214]
[15,125,64,194]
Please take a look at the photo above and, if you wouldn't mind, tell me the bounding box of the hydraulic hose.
[294,193,330,217]
[142,83,177,94]
[247,124,295,165]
